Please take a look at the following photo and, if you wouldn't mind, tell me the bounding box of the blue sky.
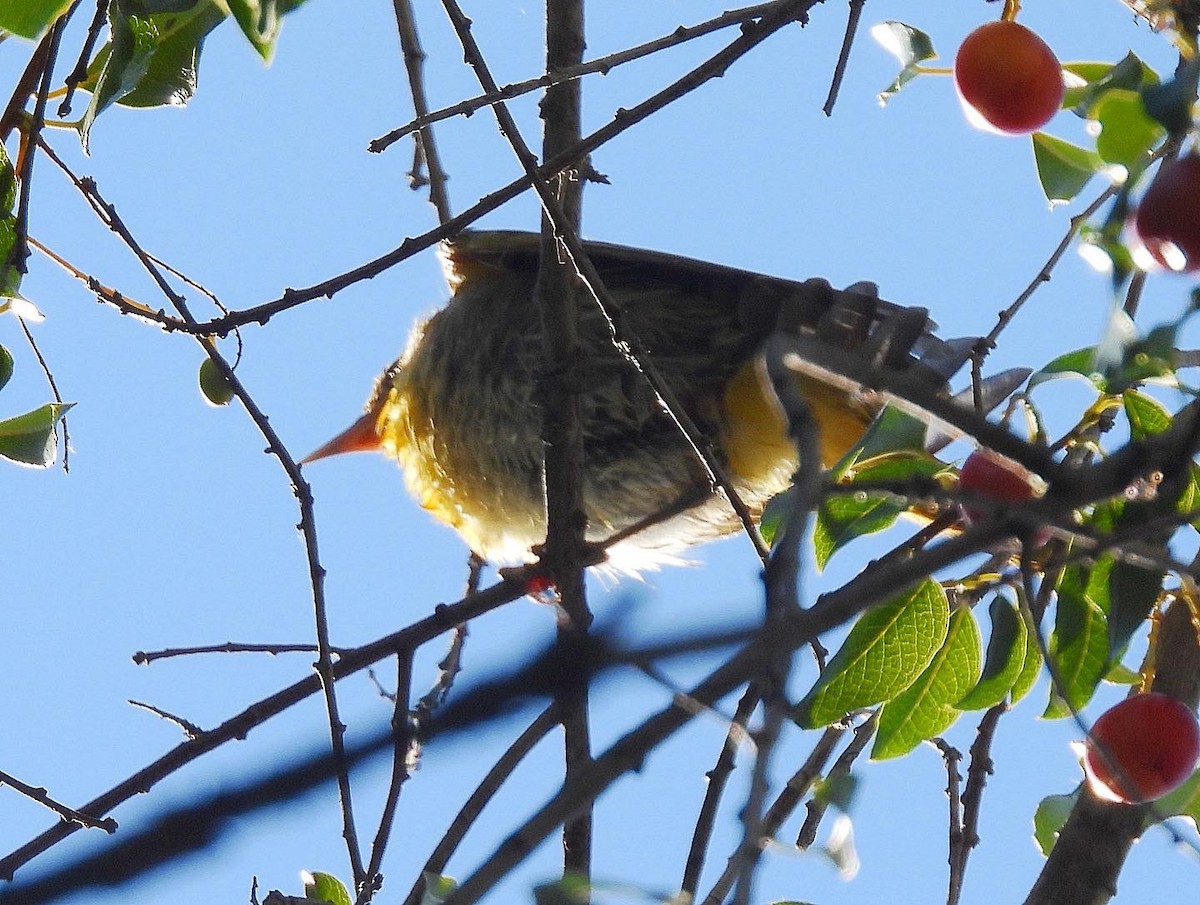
[3,2,1198,903]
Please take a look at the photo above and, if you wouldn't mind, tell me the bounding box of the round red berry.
[958,450,1041,527]
[1083,692,1200,804]
[1133,155,1200,273]
[953,21,1064,136]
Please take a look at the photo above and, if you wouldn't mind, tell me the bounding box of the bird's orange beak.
[301,412,382,464]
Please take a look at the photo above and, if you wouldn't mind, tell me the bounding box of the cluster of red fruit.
[953,19,1200,273]
[956,455,1199,803]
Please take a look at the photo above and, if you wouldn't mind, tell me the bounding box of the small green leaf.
[814,771,859,812]
[122,2,227,107]
[302,871,351,905]
[1063,53,1158,117]
[0,140,15,213]
[872,608,981,759]
[813,409,946,567]
[80,4,161,150]
[1101,321,1178,394]
[0,402,74,467]
[871,21,936,106]
[0,343,13,391]
[0,0,72,39]
[0,142,20,299]
[199,357,234,406]
[1033,790,1079,855]
[833,405,931,471]
[1123,390,1172,439]
[814,487,906,569]
[1009,616,1044,705]
[1147,769,1200,827]
[533,874,591,905]
[1092,89,1164,170]
[1028,347,1102,391]
[1043,560,1112,718]
[421,873,457,905]
[1107,561,1161,664]
[1032,133,1102,206]
[958,597,1028,710]
[226,0,289,60]
[1141,55,1199,137]
[796,579,950,728]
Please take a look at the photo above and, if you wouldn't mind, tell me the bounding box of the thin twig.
[391,0,454,222]
[822,0,865,116]
[57,0,107,118]
[356,650,415,905]
[132,641,353,664]
[797,710,878,848]
[700,723,848,905]
[949,702,1006,905]
[127,700,205,739]
[402,706,562,905]
[0,770,116,834]
[370,2,784,152]
[15,316,69,471]
[681,684,763,898]
[980,182,1122,355]
[932,737,965,905]
[191,0,818,337]
[47,156,367,887]
[0,572,530,879]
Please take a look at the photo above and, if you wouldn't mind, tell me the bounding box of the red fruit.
[953,21,1064,135]
[1133,155,1200,273]
[523,574,560,604]
[958,449,1040,526]
[1083,692,1200,804]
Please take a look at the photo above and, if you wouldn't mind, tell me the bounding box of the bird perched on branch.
[305,230,1018,573]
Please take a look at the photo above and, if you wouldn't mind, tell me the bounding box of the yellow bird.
[305,230,974,573]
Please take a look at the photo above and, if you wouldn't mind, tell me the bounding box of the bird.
[304,230,1010,574]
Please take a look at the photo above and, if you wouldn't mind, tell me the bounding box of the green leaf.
[1033,790,1079,855]
[224,0,298,61]
[1009,615,1044,705]
[0,140,15,213]
[0,343,13,391]
[872,607,982,759]
[1141,55,1199,137]
[1063,53,1158,117]
[813,407,946,567]
[833,405,931,472]
[123,2,227,107]
[1101,322,1178,394]
[420,873,457,905]
[958,597,1028,710]
[1032,133,1102,206]
[796,579,950,728]
[80,3,162,150]
[1107,561,1161,664]
[0,0,72,39]
[1043,560,1112,718]
[302,871,351,905]
[0,142,20,299]
[0,402,74,467]
[1028,347,1102,391]
[1123,390,1172,439]
[871,21,936,106]
[1147,769,1200,828]
[1092,89,1164,170]
[814,484,905,569]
